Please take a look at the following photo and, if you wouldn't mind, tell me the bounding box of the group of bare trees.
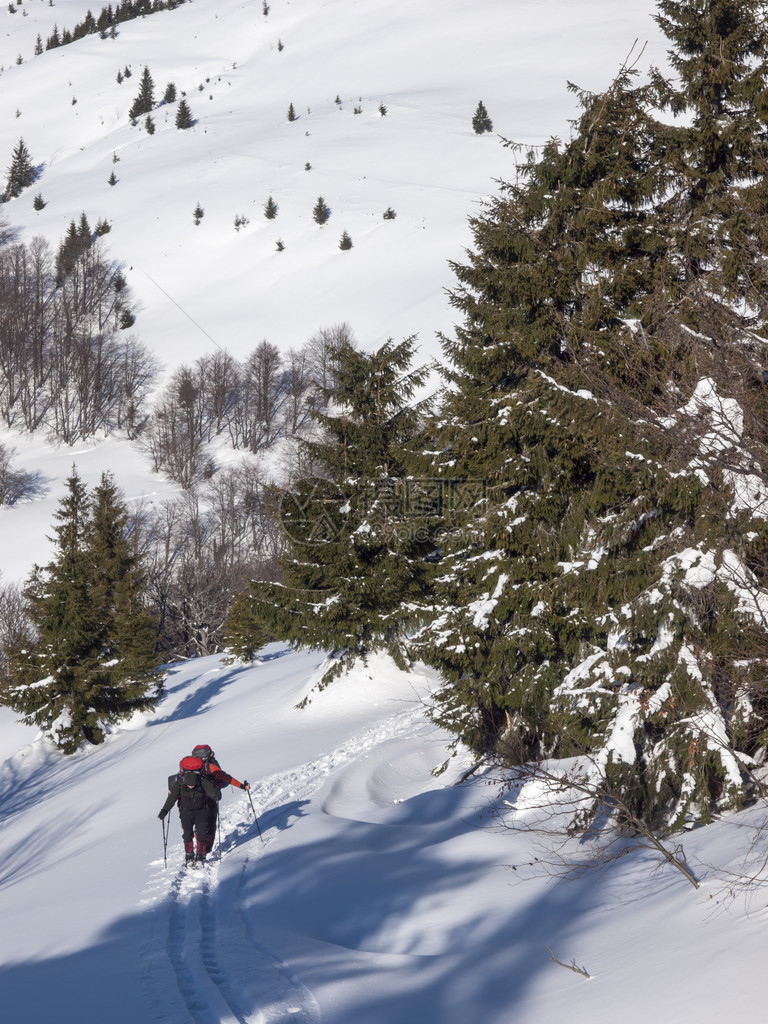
[135,461,283,658]
[141,324,353,487]
[0,270,358,667]
[124,324,356,656]
[0,232,157,443]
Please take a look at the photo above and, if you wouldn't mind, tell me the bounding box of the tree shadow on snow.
[220,797,310,854]
[224,808,613,1023]
[152,648,293,726]
[1,790,645,1024]
[150,662,257,725]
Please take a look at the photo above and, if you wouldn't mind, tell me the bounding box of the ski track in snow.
[140,703,427,1024]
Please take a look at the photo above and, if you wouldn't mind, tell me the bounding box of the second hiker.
[189,743,250,857]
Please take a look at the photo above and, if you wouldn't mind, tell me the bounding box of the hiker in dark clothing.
[158,769,220,863]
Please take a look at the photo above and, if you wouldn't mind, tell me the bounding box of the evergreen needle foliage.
[225,337,438,685]
[472,99,493,134]
[4,137,35,199]
[175,97,193,129]
[2,469,162,753]
[128,65,155,120]
[403,0,768,830]
[264,195,278,219]
[312,196,330,224]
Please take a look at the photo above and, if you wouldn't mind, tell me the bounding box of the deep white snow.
[3,645,768,1024]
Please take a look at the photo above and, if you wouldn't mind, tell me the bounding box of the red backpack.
[180,755,205,775]
[167,755,205,792]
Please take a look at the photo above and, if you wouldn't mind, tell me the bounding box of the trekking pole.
[217,810,222,862]
[246,789,265,845]
[162,816,169,870]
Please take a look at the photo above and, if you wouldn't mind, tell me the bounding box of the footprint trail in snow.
[140,704,427,1024]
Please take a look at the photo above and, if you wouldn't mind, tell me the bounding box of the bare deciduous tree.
[0,443,43,505]
[0,580,35,689]
[0,230,155,442]
[141,465,284,658]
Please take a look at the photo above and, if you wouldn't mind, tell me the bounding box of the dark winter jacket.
[160,773,219,816]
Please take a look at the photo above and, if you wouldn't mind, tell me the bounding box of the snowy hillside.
[2,644,767,1024]
[0,0,670,579]
[0,0,669,369]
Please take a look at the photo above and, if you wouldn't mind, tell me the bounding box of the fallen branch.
[546,946,592,979]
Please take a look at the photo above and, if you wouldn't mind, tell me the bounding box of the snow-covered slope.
[0,0,668,371]
[2,644,766,1024]
[0,0,669,578]
[0,0,670,585]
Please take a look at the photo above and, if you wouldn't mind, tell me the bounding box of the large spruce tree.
[3,469,162,753]
[412,0,768,829]
[226,336,436,683]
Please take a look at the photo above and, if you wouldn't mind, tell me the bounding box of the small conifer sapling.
[129,65,155,120]
[313,196,330,225]
[175,98,193,129]
[5,137,35,199]
[472,100,493,134]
